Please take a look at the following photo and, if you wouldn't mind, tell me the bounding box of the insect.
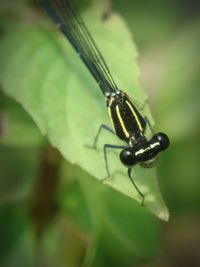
[40,0,170,205]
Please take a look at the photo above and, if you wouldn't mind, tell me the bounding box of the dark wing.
[41,0,118,94]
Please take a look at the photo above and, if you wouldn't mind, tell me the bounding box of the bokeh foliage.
[0,0,200,267]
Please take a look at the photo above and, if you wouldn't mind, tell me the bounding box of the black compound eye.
[120,148,138,166]
[156,132,170,151]
[150,132,170,152]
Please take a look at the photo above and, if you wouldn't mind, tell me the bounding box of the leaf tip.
[158,209,169,222]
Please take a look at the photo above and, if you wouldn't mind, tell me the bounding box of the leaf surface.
[0,1,168,220]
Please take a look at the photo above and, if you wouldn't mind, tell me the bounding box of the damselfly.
[40,0,170,205]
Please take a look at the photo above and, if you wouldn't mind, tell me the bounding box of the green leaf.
[0,1,168,220]
[0,90,44,146]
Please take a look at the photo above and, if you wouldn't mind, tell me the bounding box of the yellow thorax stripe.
[108,106,115,132]
[125,100,143,132]
[116,105,130,138]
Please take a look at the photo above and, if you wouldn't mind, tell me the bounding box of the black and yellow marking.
[106,91,146,142]
[42,0,170,207]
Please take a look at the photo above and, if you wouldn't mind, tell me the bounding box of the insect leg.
[127,168,145,206]
[86,124,115,149]
[101,144,126,180]
[130,97,148,111]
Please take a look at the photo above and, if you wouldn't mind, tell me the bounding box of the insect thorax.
[106,90,146,143]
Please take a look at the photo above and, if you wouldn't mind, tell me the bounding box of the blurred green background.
[0,0,200,266]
